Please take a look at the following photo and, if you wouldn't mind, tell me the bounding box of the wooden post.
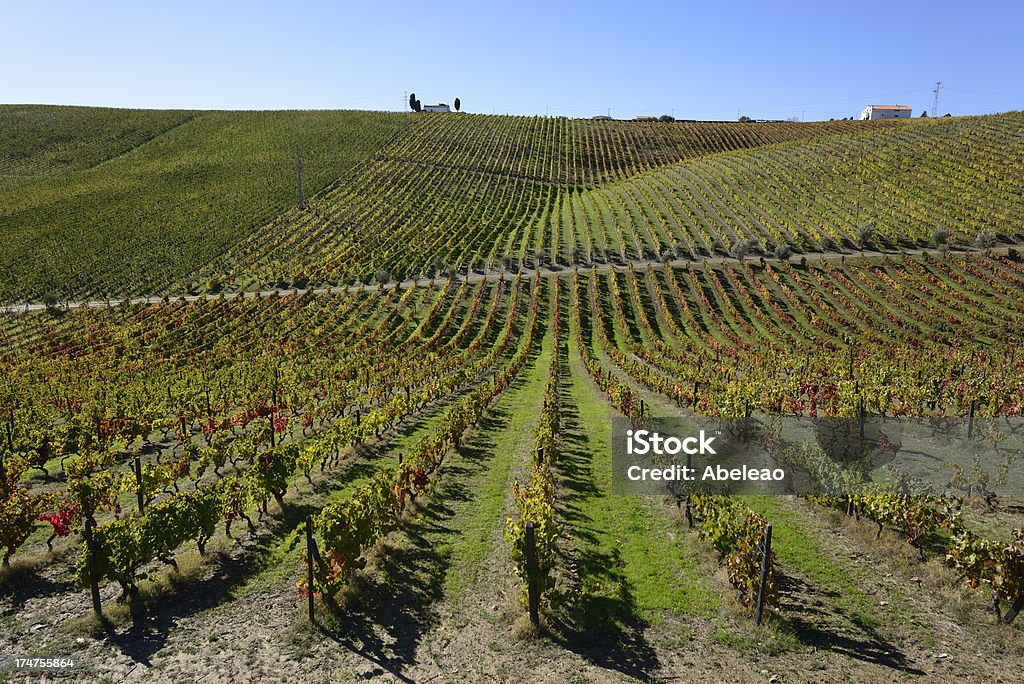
[858,397,865,440]
[525,522,540,627]
[743,399,750,443]
[640,399,645,417]
[967,400,976,439]
[754,524,772,626]
[537,446,545,465]
[1003,593,1024,624]
[84,517,102,618]
[134,456,144,513]
[306,516,315,623]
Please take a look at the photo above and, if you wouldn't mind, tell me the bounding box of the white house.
[422,103,451,113]
[860,105,912,121]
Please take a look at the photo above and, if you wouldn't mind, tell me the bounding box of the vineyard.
[1,109,1023,682]
[0,106,412,302]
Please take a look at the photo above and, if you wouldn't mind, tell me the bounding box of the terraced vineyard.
[191,112,1024,292]
[2,109,1023,682]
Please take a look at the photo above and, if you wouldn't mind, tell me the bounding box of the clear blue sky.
[2,1,1020,120]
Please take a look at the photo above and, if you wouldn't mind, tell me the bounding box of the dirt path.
[4,244,1016,314]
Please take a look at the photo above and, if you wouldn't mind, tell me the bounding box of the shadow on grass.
[774,573,926,675]
[547,355,661,682]
[301,294,544,679]
[311,397,513,680]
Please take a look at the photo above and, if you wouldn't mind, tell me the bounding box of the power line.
[932,81,943,117]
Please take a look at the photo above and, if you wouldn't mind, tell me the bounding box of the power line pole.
[296,145,304,210]
[932,81,943,117]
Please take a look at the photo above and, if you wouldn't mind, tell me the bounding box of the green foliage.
[505,466,557,605]
[975,229,998,249]
[948,528,1024,617]
[310,468,404,594]
[76,515,144,595]
[507,281,561,611]
[75,485,225,595]
[0,490,38,565]
[691,494,777,608]
[244,443,299,505]
[0,105,192,181]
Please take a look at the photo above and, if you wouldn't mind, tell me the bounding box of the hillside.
[0,105,196,181]
[0,106,412,302]
[197,112,1023,292]
[3,109,1023,304]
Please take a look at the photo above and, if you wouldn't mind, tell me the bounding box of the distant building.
[592,115,612,120]
[860,105,912,121]
[633,115,657,122]
[422,103,451,113]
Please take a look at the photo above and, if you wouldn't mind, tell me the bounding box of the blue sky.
[2,1,1020,120]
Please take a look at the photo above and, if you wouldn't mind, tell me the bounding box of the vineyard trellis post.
[743,399,750,443]
[858,397,865,440]
[967,399,976,439]
[305,515,316,623]
[1003,593,1024,624]
[84,517,102,619]
[754,523,772,626]
[134,456,144,513]
[525,521,540,627]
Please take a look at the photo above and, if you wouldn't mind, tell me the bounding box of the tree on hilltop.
[454,97,461,111]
